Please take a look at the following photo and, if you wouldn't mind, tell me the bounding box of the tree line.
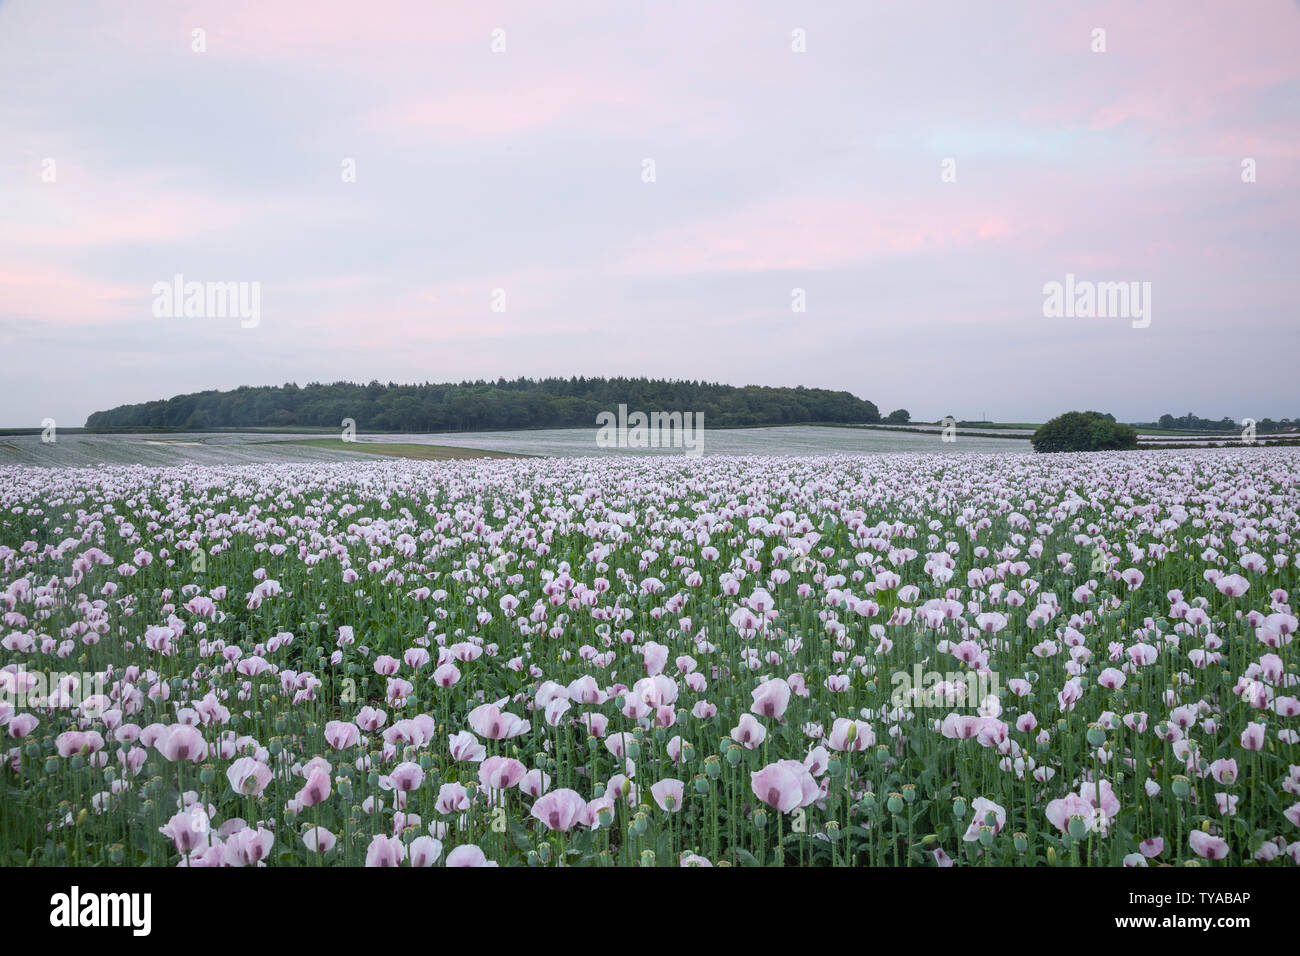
[1146,413,1298,433]
[84,378,882,432]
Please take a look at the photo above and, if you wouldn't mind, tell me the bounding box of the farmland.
[1,448,1297,866]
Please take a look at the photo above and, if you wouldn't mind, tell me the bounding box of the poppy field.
[2,450,1298,867]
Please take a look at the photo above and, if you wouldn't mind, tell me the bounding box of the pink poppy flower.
[650,778,685,812]
[1188,830,1229,860]
[531,788,587,832]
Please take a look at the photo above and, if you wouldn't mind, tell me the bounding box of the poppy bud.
[952,797,967,818]
[1068,815,1088,840]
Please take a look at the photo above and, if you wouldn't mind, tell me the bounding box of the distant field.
[4,425,1295,467]
[0,425,1030,466]
[281,439,524,460]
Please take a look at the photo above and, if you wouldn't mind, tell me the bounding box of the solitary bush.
[885,408,910,424]
[1031,411,1137,453]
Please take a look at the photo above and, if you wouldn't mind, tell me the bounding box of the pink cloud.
[0,267,142,325]
[611,193,1019,275]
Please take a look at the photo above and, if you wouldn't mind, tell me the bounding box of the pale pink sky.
[2,0,1298,426]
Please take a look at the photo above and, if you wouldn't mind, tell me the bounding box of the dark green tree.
[1031,411,1137,453]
